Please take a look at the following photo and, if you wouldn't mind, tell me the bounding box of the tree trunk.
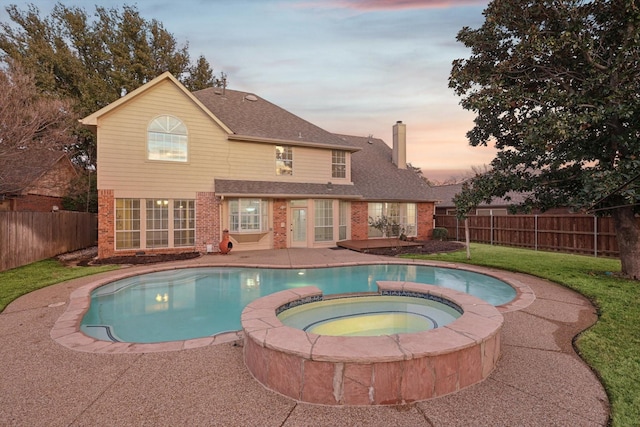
[611,206,640,280]
[465,218,471,260]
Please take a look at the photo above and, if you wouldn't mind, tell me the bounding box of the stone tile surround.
[242,282,504,405]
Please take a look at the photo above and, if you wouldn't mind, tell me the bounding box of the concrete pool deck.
[0,248,609,426]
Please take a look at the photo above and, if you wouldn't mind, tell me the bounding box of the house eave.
[217,192,362,200]
[80,72,233,134]
[227,134,360,152]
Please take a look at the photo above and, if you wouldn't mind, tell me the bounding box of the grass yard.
[403,243,639,427]
[0,259,117,313]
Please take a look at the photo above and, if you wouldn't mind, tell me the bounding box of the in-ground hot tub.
[241,281,504,406]
[277,294,462,336]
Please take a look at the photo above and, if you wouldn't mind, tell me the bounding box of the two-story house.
[81,72,434,258]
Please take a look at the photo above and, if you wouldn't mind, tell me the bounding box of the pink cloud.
[295,0,487,11]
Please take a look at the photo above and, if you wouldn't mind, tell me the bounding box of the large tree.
[0,2,218,168]
[0,63,76,194]
[449,0,640,279]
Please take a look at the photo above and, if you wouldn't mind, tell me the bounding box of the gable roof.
[193,88,358,151]
[81,72,232,133]
[338,134,435,202]
[430,183,527,208]
[0,149,75,195]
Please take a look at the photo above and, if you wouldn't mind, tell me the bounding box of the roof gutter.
[227,134,361,152]
[216,192,362,199]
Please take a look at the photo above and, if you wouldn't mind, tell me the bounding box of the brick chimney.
[392,121,407,169]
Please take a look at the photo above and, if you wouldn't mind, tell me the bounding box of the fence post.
[534,215,538,251]
[594,215,598,257]
[456,217,459,241]
[490,214,494,246]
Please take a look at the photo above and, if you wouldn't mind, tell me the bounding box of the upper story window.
[332,150,346,178]
[147,116,188,162]
[276,145,293,175]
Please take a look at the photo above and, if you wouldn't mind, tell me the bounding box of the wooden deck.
[336,238,423,252]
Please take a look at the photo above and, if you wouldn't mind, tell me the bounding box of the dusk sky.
[2,0,496,182]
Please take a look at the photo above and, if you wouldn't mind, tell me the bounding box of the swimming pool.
[81,264,516,343]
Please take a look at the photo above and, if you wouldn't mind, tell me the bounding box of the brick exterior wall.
[96,191,221,259]
[97,189,115,258]
[350,201,369,240]
[417,202,435,240]
[196,192,220,253]
[12,195,65,212]
[272,199,288,249]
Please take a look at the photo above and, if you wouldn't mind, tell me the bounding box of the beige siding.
[97,80,352,196]
[217,144,351,184]
[97,80,230,195]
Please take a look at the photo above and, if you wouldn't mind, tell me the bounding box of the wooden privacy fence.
[434,214,623,257]
[0,211,97,272]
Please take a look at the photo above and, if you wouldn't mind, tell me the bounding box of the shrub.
[432,227,448,241]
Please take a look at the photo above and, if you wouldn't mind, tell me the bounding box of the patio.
[0,248,609,426]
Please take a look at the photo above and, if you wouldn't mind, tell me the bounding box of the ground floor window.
[146,199,169,248]
[229,198,269,232]
[174,200,195,246]
[339,200,348,240]
[116,199,140,249]
[115,198,194,250]
[368,202,417,238]
[314,199,333,242]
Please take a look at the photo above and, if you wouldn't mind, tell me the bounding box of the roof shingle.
[338,134,435,202]
[215,179,361,198]
[193,88,357,151]
[430,183,528,208]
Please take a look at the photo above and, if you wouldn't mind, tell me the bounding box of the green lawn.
[1,247,638,425]
[402,243,639,427]
[0,259,117,312]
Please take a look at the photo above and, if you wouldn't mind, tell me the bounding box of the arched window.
[147,116,187,162]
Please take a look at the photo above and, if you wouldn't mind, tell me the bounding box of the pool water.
[277,295,462,336]
[81,264,516,343]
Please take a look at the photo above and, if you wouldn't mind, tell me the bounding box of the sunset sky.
[2,0,496,182]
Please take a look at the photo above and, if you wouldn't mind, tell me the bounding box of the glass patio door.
[291,207,307,247]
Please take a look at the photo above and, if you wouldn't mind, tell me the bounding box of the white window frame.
[147,115,188,162]
[146,199,169,248]
[331,150,346,179]
[173,199,195,246]
[115,199,140,249]
[338,200,348,240]
[314,199,334,242]
[229,199,269,233]
[114,198,195,250]
[276,145,293,176]
[368,202,417,238]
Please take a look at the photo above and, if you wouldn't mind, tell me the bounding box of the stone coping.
[51,260,533,354]
[241,281,504,405]
[242,282,503,364]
